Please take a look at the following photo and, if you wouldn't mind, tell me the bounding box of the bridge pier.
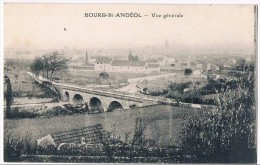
[102,102,109,112]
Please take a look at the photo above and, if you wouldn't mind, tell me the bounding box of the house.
[193,70,203,76]
[94,57,113,71]
[148,59,159,64]
[202,63,211,71]
[94,57,160,74]
[109,60,146,72]
[36,124,109,148]
[158,57,166,66]
[166,57,176,64]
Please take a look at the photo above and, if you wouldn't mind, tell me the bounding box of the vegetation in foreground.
[180,66,256,163]
[5,105,195,148]
[4,119,193,163]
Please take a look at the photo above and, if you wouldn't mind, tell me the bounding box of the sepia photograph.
[2,3,257,163]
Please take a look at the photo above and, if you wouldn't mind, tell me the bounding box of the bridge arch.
[108,101,123,112]
[89,97,104,113]
[72,94,84,106]
[64,91,70,101]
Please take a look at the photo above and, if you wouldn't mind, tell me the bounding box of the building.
[36,124,109,148]
[94,57,113,71]
[147,59,159,64]
[94,57,160,74]
[110,60,147,73]
[158,57,166,66]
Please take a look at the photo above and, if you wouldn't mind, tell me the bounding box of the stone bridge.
[52,82,160,112]
[27,72,177,113]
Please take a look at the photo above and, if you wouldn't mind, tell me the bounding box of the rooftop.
[95,57,113,64]
[51,124,109,145]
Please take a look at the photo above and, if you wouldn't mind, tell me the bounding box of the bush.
[4,131,36,162]
[168,81,192,93]
[162,89,169,95]
[99,72,109,79]
[180,67,256,163]
[129,104,137,109]
[150,90,163,96]
[9,107,38,119]
[184,68,192,76]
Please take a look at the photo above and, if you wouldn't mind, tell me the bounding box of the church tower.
[85,50,89,64]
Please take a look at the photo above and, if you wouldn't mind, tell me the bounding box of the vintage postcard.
[2,3,257,163]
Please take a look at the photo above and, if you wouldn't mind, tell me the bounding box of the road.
[116,82,139,93]
[116,73,176,94]
[3,102,65,108]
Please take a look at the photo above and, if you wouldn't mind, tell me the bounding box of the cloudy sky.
[4,4,256,54]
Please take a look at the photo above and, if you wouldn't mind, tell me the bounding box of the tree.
[48,52,68,80]
[142,87,148,94]
[168,81,191,92]
[128,119,155,160]
[184,68,193,76]
[166,90,183,103]
[30,57,44,76]
[134,55,139,61]
[180,66,256,163]
[128,51,139,61]
[99,72,109,79]
[30,52,68,80]
[4,75,13,118]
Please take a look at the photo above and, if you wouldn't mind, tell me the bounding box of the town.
[4,44,256,163]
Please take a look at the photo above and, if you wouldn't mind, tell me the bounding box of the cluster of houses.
[68,51,160,74]
[68,51,221,75]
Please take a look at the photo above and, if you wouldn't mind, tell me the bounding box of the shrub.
[99,72,109,79]
[129,104,137,109]
[180,67,256,163]
[9,107,38,119]
[4,131,36,162]
[150,90,162,96]
[162,89,169,95]
[184,68,192,76]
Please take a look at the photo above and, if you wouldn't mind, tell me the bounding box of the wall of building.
[94,63,110,72]
[94,63,160,74]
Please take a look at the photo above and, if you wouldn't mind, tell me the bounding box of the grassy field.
[141,75,207,92]
[60,69,153,86]
[4,68,55,104]
[5,105,200,147]
[5,69,44,94]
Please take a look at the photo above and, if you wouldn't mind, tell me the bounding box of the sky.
[4,4,256,55]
